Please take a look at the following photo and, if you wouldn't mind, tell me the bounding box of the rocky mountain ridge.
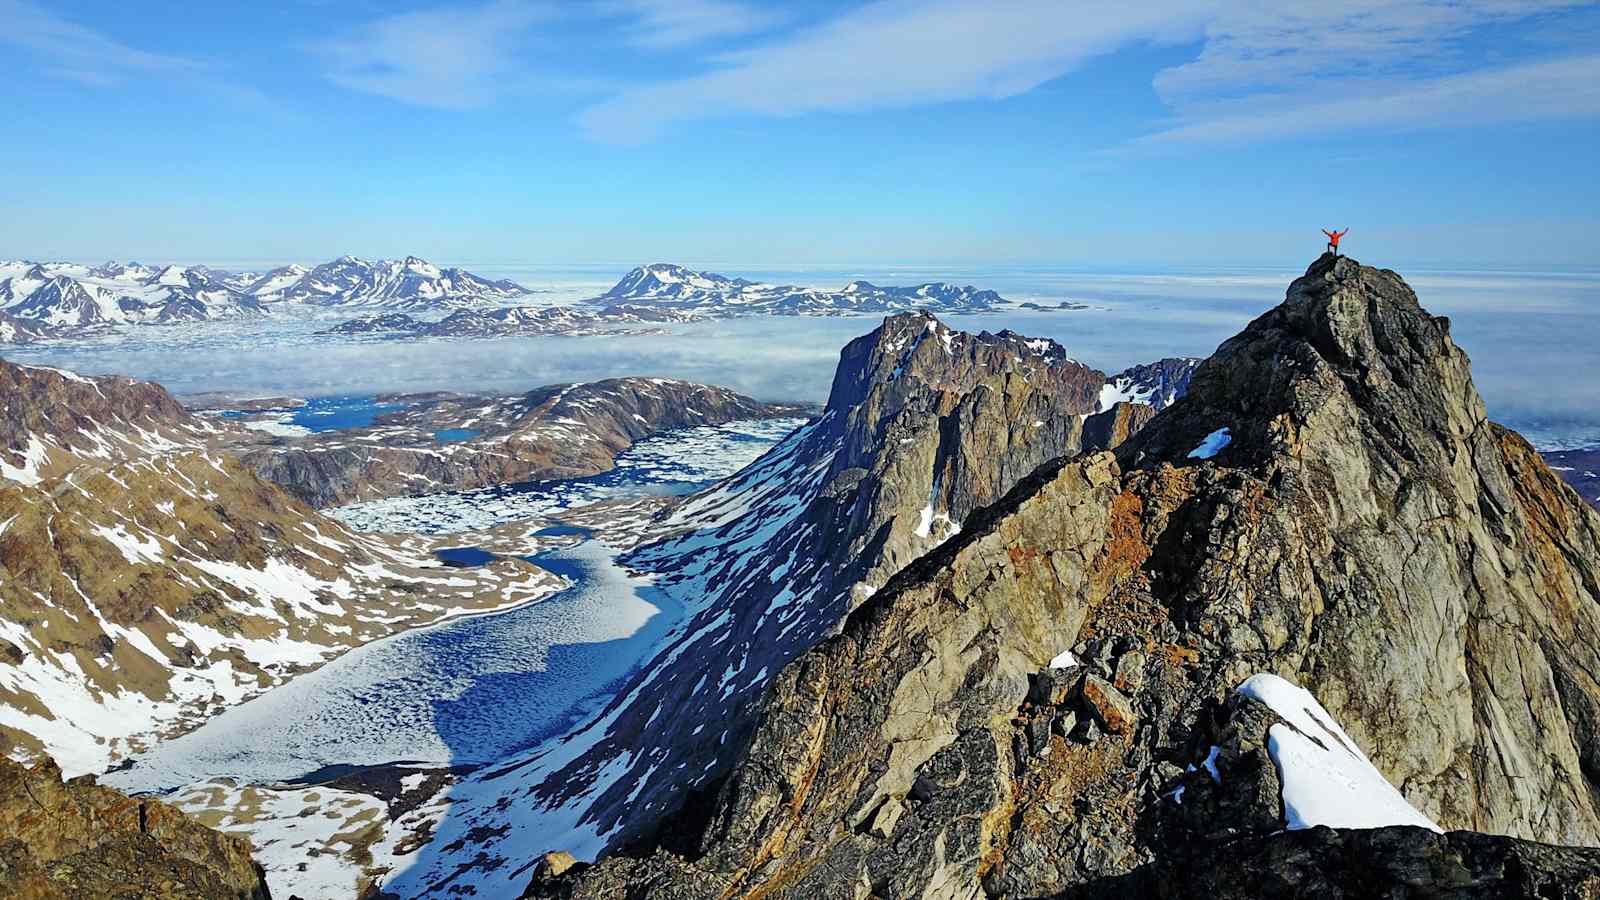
[260,255,526,308]
[0,256,530,343]
[379,312,1176,896]
[0,262,265,333]
[520,255,1600,898]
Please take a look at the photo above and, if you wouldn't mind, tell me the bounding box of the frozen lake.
[104,418,793,793]
[106,541,668,792]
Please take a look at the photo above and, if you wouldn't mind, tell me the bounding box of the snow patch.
[1237,673,1441,833]
[1188,427,1232,460]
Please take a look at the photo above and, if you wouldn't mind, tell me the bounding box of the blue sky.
[3,0,1598,268]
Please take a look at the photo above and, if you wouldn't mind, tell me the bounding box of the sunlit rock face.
[528,255,1600,899]
[0,755,272,900]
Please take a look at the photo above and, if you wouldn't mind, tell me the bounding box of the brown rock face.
[235,377,812,507]
[528,255,1600,899]
[0,358,196,475]
[0,757,271,899]
[1082,401,1155,451]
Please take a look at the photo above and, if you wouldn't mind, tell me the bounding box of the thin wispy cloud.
[0,0,199,85]
[577,0,1600,144]
[1141,54,1600,145]
[580,0,1209,141]
[1143,1,1600,144]
[308,0,556,109]
[600,0,786,49]
[309,0,782,109]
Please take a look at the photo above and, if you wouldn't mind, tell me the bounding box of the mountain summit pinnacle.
[1125,252,1483,472]
[529,257,1600,899]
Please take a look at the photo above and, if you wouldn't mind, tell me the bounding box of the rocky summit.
[522,255,1600,898]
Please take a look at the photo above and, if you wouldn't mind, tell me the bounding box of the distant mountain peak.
[598,265,1006,315]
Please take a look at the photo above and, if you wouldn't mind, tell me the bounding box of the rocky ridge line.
[526,254,1600,898]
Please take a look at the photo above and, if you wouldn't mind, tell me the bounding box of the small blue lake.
[433,428,481,443]
[218,395,408,432]
[289,395,408,431]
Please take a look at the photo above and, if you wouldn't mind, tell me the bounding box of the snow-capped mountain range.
[593,263,1007,316]
[0,261,266,333]
[0,256,530,342]
[254,256,527,308]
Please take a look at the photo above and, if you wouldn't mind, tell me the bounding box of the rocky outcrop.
[0,756,271,899]
[236,378,811,507]
[1082,401,1154,451]
[527,255,1600,898]
[0,359,565,773]
[1064,680,1600,899]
